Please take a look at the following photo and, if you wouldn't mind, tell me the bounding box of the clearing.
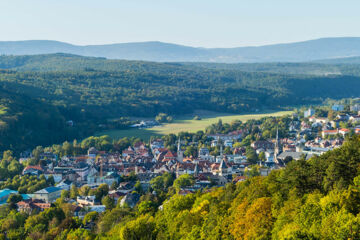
[96,110,293,141]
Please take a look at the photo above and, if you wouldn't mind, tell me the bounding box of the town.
[1,101,360,227]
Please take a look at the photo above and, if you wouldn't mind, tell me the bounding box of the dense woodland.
[1,54,360,152]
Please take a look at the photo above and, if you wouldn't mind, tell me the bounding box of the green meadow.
[96,110,293,141]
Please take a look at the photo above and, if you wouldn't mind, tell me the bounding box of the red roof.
[23,165,43,171]
[340,128,350,132]
[164,151,177,158]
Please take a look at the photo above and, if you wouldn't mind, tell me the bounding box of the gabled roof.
[164,151,177,158]
[23,165,43,172]
[34,186,62,194]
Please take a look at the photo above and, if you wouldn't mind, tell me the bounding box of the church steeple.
[177,137,183,162]
[274,127,281,163]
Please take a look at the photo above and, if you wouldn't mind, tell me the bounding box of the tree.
[70,185,79,199]
[119,214,157,240]
[230,197,273,240]
[173,174,195,191]
[102,196,115,210]
[83,211,99,226]
[134,181,143,194]
[245,147,258,164]
[7,194,23,209]
[94,184,109,201]
[184,146,197,157]
[137,201,156,215]
[258,152,266,162]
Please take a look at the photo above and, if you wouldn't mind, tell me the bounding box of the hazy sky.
[0,0,359,47]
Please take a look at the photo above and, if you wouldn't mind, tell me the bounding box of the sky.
[0,0,359,48]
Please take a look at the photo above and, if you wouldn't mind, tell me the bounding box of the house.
[339,128,350,137]
[33,186,62,203]
[198,148,210,157]
[73,162,90,181]
[122,146,135,157]
[251,141,274,150]
[330,120,341,128]
[211,139,218,147]
[304,108,315,118]
[163,151,177,162]
[87,147,98,156]
[283,144,296,152]
[17,199,51,213]
[350,104,360,112]
[224,140,233,148]
[349,115,360,123]
[276,152,306,162]
[87,171,120,186]
[22,165,43,176]
[77,195,96,207]
[336,114,350,122]
[56,179,73,191]
[208,132,242,141]
[332,104,344,111]
[120,193,140,208]
[322,129,339,138]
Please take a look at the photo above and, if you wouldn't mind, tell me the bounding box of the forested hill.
[2,37,360,62]
[1,54,360,151]
[3,53,360,77]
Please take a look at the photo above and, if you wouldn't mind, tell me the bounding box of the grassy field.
[0,106,7,115]
[96,110,293,141]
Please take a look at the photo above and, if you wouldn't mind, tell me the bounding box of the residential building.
[33,187,62,203]
[304,108,315,118]
[332,104,344,111]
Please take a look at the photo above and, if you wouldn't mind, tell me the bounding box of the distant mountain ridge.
[2,37,360,63]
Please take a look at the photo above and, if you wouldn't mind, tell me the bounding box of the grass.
[0,106,7,115]
[96,110,293,141]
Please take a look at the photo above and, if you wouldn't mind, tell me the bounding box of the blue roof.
[35,186,62,194]
[0,188,18,198]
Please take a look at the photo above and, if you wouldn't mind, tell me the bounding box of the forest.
[1,54,360,152]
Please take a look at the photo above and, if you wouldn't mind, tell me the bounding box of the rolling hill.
[2,37,360,63]
[1,53,360,152]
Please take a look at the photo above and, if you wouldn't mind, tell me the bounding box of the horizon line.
[0,36,359,49]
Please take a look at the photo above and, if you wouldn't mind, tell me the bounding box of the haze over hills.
[2,37,360,63]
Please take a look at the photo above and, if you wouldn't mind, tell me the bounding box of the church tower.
[177,137,184,162]
[274,127,282,163]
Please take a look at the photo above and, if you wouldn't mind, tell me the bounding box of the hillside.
[1,54,360,151]
[2,53,360,77]
[2,37,360,62]
[0,81,83,152]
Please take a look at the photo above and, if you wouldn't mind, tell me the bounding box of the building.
[251,140,274,150]
[77,195,96,207]
[224,140,233,148]
[33,187,62,203]
[332,104,344,111]
[350,104,360,112]
[120,193,140,208]
[198,148,210,157]
[177,138,184,162]
[0,189,18,205]
[322,129,339,138]
[304,108,315,118]
[22,165,43,176]
[17,199,51,213]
